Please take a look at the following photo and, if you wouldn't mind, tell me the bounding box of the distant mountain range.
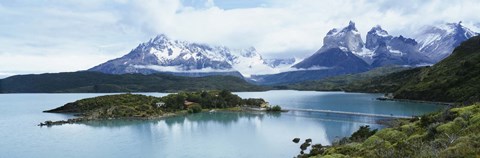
[3,35,479,97]
[89,35,294,78]
[85,21,477,85]
[251,21,477,84]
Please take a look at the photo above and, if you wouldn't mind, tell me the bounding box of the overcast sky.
[1,0,479,78]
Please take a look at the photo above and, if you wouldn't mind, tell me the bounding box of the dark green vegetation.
[44,90,267,120]
[285,66,410,91]
[298,103,480,158]
[290,36,480,104]
[0,71,266,93]
[266,105,282,112]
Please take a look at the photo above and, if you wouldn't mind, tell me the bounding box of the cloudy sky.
[0,0,479,78]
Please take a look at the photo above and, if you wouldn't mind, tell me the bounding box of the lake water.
[0,90,443,158]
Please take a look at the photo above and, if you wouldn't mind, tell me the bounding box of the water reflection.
[0,91,443,158]
[81,112,268,128]
[75,111,384,146]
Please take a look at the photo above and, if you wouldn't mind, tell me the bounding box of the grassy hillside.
[0,71,267,93]
[298,103,480,158]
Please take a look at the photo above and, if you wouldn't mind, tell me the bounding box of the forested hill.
[0,71,267,93]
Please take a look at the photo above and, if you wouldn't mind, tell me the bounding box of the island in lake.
[39,90,282,126]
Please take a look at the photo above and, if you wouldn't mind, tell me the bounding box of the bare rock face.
[323,21,364,53]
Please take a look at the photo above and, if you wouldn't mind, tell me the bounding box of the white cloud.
[1,0,479,76]
[0,53,114,74]
[125,0,480,57]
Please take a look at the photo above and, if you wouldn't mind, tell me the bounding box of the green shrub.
[350,125,377,142]
[375,128,407,144]
[188,103,202,113]
[267,105,282,112]
[436,117,466,135]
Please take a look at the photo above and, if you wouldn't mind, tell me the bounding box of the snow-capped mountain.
[292,21,432,70]
[415,22,478,62]
[249,22,373,85]
[292,22,370,71]
[89,34,286,77]
[89,21,478,85]
[365,25,392,50]
[320,21,376,63]
[365,26,432,67]
[250,21,440,85]
[323,21,365,53]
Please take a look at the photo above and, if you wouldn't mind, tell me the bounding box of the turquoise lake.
[0,90,443,158]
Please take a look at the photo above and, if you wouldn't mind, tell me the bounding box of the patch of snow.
[354,47,375,58]
[386,46,403,56]
[339,46,349,52]
[417,33,442,50]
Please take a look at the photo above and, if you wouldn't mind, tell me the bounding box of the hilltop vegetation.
[298,103,480,158]
[0,71,266,93]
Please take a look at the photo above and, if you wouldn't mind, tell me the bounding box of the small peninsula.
[39,90,278,126]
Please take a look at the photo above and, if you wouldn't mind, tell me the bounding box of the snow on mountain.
[292,21,368,69]
[415,22,478,62]
[229,47,277,77]
[293,21,431,70]
[370,35,432,67]
[365,25,393,50]
[89,21,477,84]
[323,21,365,53]
[362,25,433,67]
[89,34,280,77]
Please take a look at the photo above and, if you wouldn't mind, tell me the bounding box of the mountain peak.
[152,34,170,43]
[326,21,358,36]
[438,22,477,36]
[323,21,364,53]
[395,35,417,45]
[368,25,390,37]
[346,21,357,31]
[365,25,392,50]
[89,34,283,77]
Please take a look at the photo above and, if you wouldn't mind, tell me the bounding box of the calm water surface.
[0,90,443,158]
